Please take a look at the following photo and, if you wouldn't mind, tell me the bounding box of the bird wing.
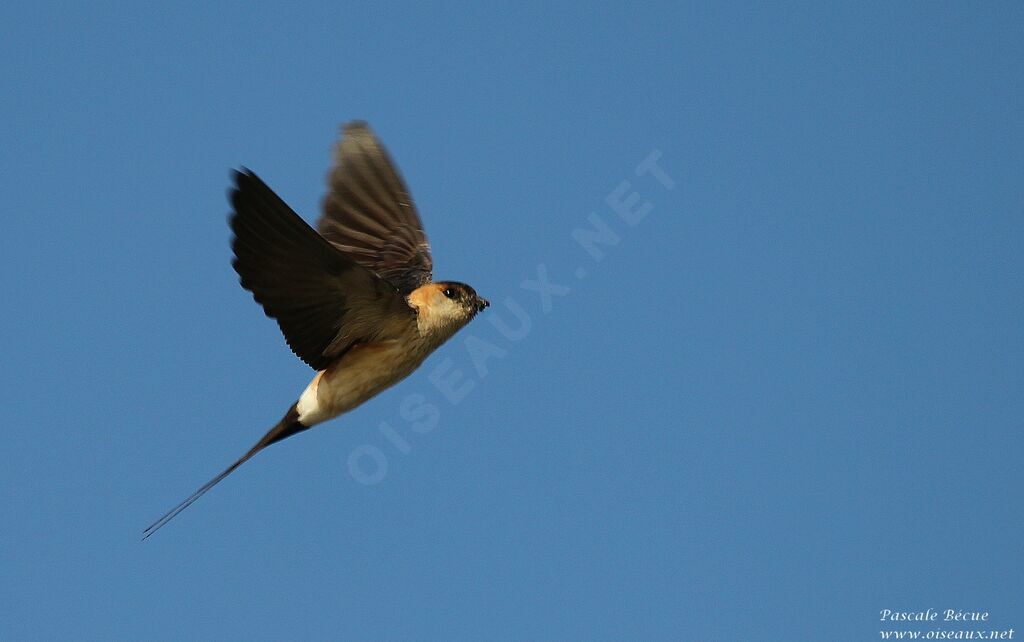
[317,122,433,295]
[230,169,412,371]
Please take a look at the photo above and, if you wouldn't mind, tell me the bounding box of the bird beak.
[476,297,490,312]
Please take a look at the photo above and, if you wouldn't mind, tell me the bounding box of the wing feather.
[230,169,410,370]
[318,122,433,294]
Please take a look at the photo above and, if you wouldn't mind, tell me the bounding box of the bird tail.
[142,404,308,540]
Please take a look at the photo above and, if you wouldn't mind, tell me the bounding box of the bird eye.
[443,288,455,299]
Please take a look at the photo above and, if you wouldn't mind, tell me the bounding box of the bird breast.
[295,333,434,427]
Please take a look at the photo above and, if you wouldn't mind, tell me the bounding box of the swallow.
[143,122,488,538]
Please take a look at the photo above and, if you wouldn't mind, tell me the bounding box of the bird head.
[410,281,489,338]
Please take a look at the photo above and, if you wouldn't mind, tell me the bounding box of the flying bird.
[143,122,488,538]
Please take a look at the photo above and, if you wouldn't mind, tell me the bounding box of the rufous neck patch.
[407,283,444,318]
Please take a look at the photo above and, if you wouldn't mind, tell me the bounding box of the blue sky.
[2,2,1022,639]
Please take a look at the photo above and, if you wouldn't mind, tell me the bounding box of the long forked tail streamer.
[142,405,306,539]
[142,446,262,539]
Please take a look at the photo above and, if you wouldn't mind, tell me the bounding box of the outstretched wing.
[317,122,433,294]
[230,169,411,371]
